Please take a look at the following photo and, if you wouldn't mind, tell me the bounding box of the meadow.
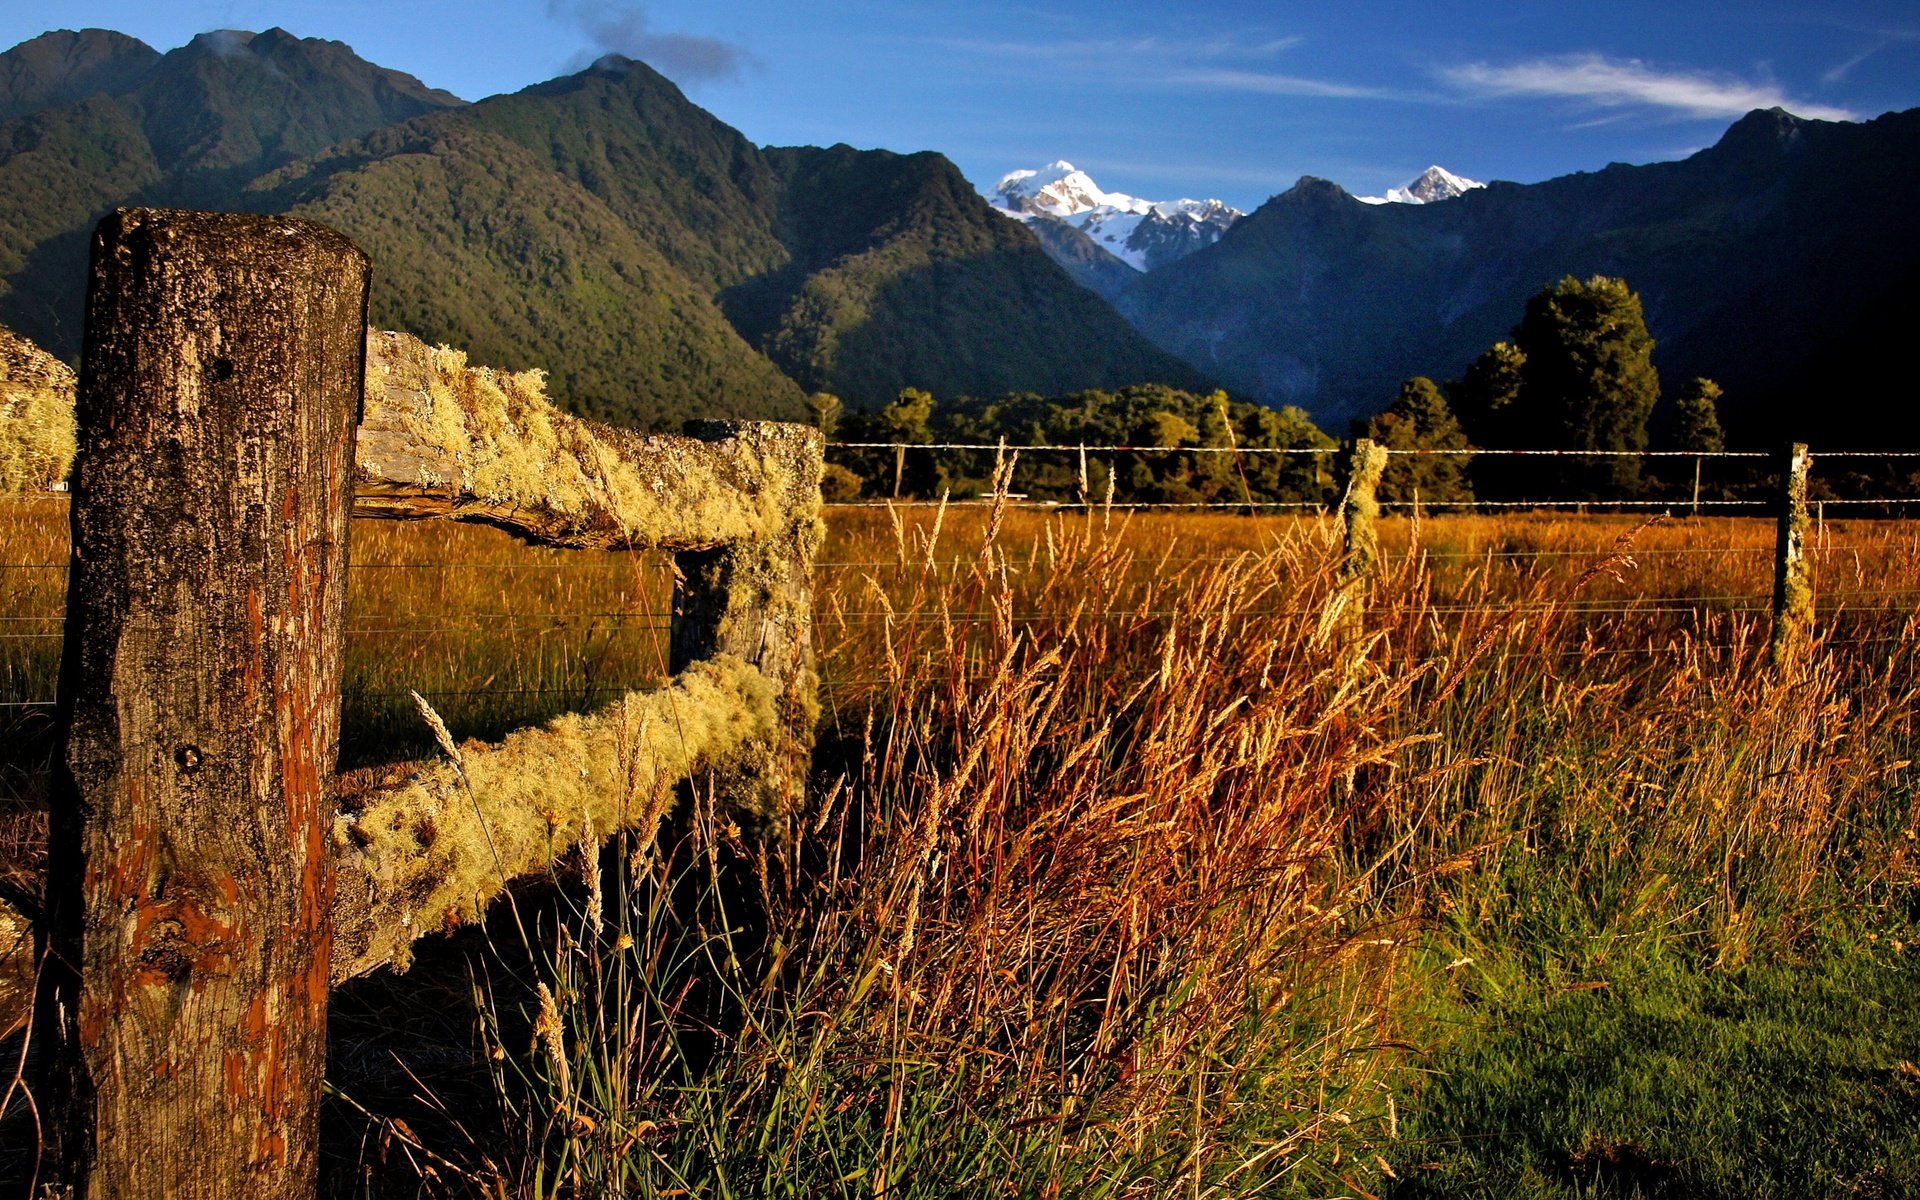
[2,493,1917,1197]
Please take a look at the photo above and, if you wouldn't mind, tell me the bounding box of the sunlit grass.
[2,495,1917,1196]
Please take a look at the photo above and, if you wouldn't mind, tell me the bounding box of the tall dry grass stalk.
[4,494,1917,1195]
[456,498,1447,1198]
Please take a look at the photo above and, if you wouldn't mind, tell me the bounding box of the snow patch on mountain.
[982,161,1242,272]
[1358,165,1484,205]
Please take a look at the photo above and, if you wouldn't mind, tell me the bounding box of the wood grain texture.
[40,207,367,1199]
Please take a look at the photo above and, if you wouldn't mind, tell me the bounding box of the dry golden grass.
[3,495,1917,1196]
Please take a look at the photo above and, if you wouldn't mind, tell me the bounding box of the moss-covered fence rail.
[22,209,820,1199]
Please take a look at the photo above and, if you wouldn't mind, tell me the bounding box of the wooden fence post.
[1333,438,1388,676]
[671,420,823,824]
[1769,442,1813,671]
[38,209,368,1197]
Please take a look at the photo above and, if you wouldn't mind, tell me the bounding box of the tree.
[876,387,939,496]
[1511,275,1662,495]
[1366,376,1474,505]
[1449,340,1526,448]
[807,391,843,442]
[1669,377,1726,453]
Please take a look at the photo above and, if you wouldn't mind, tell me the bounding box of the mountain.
[1121,108,1920,442]
[0,27,462,354]
[0,29,158,124]
[1359,165,1484,206]
[249,121,807,427]
[1017,216,1141,306]
[744,144,1206,402]
[983,161,1241,272]
[0,32,1204,429]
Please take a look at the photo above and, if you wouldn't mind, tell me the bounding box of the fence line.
[820,498,1788,511]
[9,210,826,1198]
[826,441,1920,459]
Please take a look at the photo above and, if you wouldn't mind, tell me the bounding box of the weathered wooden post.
[1331,438,1388,676]
[38,209,367,1197]
[671,420,822,824]
[1769,442,1813,671]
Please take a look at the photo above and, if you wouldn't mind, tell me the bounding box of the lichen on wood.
[0,323,77,491]
[1320,438,1388,672]
[329,654,777,982]
[1769,442,1813,671]
[14,314,823,988]
[354,330,815,551]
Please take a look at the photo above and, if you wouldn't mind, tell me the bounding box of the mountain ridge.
[0,28,1206,428]
[1121,105,1920,441]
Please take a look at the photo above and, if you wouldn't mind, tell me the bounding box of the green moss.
[332,653,777,981]
[0,324,77,491]
[358,330,820,550]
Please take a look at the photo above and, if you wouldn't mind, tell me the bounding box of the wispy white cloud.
[1441,54,1855,122]
[932,32,1403,104]
[936,33,1303,64]
[1161,68,1403,100]
[1821,44,1882,86]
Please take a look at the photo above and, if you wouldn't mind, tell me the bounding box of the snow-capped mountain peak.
[991,161,1151,220]
[984,162,1242,272]
[1359,165,1485,205]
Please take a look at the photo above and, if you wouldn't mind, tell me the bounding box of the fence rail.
[8,209,823,1199]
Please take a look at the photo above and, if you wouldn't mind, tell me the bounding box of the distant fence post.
[1769,442,1813,670]
[1332,437,1388,676]
[672,420,822,824]
[39,209,367,1198]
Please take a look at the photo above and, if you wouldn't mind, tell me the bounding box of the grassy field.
[2,495,1917,1197]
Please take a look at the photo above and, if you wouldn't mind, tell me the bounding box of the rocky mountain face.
[0,31,1203,427]
[1119,108,1920,441]
[983,161,1242,273]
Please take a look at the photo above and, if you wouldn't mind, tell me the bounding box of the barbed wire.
[822,498,1789,511]
[824,442,1920,459]
[0,540,1872,573]
[7,621,1915,712]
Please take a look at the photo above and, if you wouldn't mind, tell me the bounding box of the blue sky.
[5,1,1918,210]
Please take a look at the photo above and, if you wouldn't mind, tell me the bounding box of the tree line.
[817,275,1734,507]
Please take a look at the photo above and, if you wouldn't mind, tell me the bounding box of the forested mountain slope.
[1123,107,1920,441]
[0,33,1202,428]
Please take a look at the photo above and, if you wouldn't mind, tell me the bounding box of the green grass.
[1380,929,1920,1199]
